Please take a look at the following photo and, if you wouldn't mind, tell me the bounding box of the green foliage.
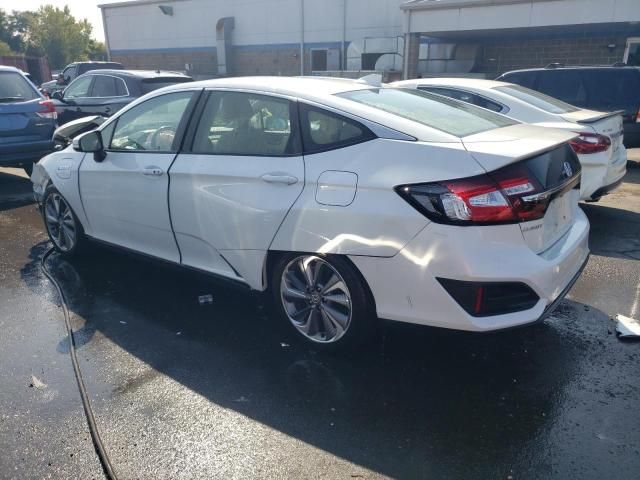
[0,40,12,56]
[0,5,100,68]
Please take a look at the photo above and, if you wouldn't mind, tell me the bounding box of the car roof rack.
[545,62,564,69]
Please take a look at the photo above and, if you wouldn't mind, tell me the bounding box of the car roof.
[502,65,640,75]
[394,78,511,91]
[83,69,191,79]
[0,65,21,73]
[119,76,468,144]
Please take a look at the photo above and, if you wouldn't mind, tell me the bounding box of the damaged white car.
[394,78,627,202]
[32,77,589,349]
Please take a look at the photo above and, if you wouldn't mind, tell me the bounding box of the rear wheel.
[42,185,86,257]
[272,253,376,350]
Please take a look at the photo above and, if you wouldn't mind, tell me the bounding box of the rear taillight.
[569,132,610,154]
[396,162,567,225]
[36,100,57,120]
[636,110,640,123]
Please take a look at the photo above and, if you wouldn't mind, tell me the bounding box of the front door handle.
[261,174,298,185]
[143,167,164,176]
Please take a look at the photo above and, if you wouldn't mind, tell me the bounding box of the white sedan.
[32,77,589,349]
[393,78,627,202]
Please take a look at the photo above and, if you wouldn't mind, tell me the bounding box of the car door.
[56,75,95,124]
[83,74,131,118]
[79,90,199,262]
[169,90,304,287]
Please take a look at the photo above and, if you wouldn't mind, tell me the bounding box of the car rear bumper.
[579,145,627,201]
[0,140,55,167]
[350,208,590,332]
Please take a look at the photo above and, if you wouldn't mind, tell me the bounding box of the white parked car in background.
[393,78,627,202]
[32,77,589,349]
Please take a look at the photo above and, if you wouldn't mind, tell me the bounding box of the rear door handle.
[261,174,298,185]
[143,167,164,176]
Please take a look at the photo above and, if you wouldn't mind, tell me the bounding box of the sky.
[0,0,132,41]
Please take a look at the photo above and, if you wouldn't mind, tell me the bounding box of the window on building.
[300,104,375,154]
[419,87,505,113]
[192,91,300,156]
[312,50,328,72]
[110,92,194,152]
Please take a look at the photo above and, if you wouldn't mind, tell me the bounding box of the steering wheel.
[149,125,177,151]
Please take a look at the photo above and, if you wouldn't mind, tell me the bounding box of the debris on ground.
[119,320,127,325]
[198,294,214,305]
[29,375,47,390]
[280,342,290,348]
[615,314,640,339]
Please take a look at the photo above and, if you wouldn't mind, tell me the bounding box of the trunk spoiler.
[567,110,625,124]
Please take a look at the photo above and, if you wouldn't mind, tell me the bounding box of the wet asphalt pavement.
[1,157,639,479]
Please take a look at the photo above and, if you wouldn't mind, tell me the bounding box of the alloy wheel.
[44,193,76,252]
[280,256,352,343]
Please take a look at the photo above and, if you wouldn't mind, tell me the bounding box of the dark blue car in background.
[0,66,57,175]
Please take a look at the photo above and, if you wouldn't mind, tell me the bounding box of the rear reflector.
[36,100,57,120]
[437,278,539,317]
[569,132,611,154]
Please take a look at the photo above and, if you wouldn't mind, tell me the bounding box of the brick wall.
[478,35,629,77]
[111,51,217,78]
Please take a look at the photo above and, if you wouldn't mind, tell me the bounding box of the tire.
[23,162,34,177]
[271,253,377,351]
[42,185,87,258]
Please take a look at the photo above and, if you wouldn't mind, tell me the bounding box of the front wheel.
[271,253,377,350]
[42,185,86,257]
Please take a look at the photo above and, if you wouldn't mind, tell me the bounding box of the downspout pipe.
[300,0,305,76]
[403,9,412,80]
[342,0,347,71]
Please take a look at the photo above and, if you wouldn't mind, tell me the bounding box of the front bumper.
[350,209,590,332]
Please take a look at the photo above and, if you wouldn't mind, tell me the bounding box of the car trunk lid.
[463,125,582,254]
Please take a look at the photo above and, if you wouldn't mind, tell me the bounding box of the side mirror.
[73,130,106,162]
[51,91,63,101]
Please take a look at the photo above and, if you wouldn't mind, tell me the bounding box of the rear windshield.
[493,84,579,114]
[338,88,517,137]
[141,78,194,95]
[0,71,40,102]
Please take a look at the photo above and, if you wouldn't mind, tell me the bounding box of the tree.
[0,40,12,56]
[87,40,107,61]
[28,5,93,69]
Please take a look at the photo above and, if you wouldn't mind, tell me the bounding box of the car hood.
[461,124,578,172]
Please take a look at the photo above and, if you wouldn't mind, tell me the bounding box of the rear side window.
[91,75,128,97]
[493,84,580,114]
[192,91,300,156]
[300,104,375,154]
[0,71,39,102]
[141,78,194,95]
[580,70,640,110]
[419,86,504,112]
[63,76,93,100]
[536,70,587,107]
[339,88,516,137]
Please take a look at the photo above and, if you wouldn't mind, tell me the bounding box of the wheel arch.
[263,250,378,317]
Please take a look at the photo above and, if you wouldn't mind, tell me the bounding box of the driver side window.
[109,92,194,152]
[64,76,93,100]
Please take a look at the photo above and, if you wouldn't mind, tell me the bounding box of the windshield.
[493,84,580,114]
[0,71,40,102]
[338,88,517,137]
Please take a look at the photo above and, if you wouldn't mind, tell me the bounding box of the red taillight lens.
[569,132,611,154]
[37,99,57,120]
[396,164,558,225]
[636,110,640,124]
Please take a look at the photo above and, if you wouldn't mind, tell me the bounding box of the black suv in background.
[497,66,640,147]
[51,69,194,125]
[40,61,124,96]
